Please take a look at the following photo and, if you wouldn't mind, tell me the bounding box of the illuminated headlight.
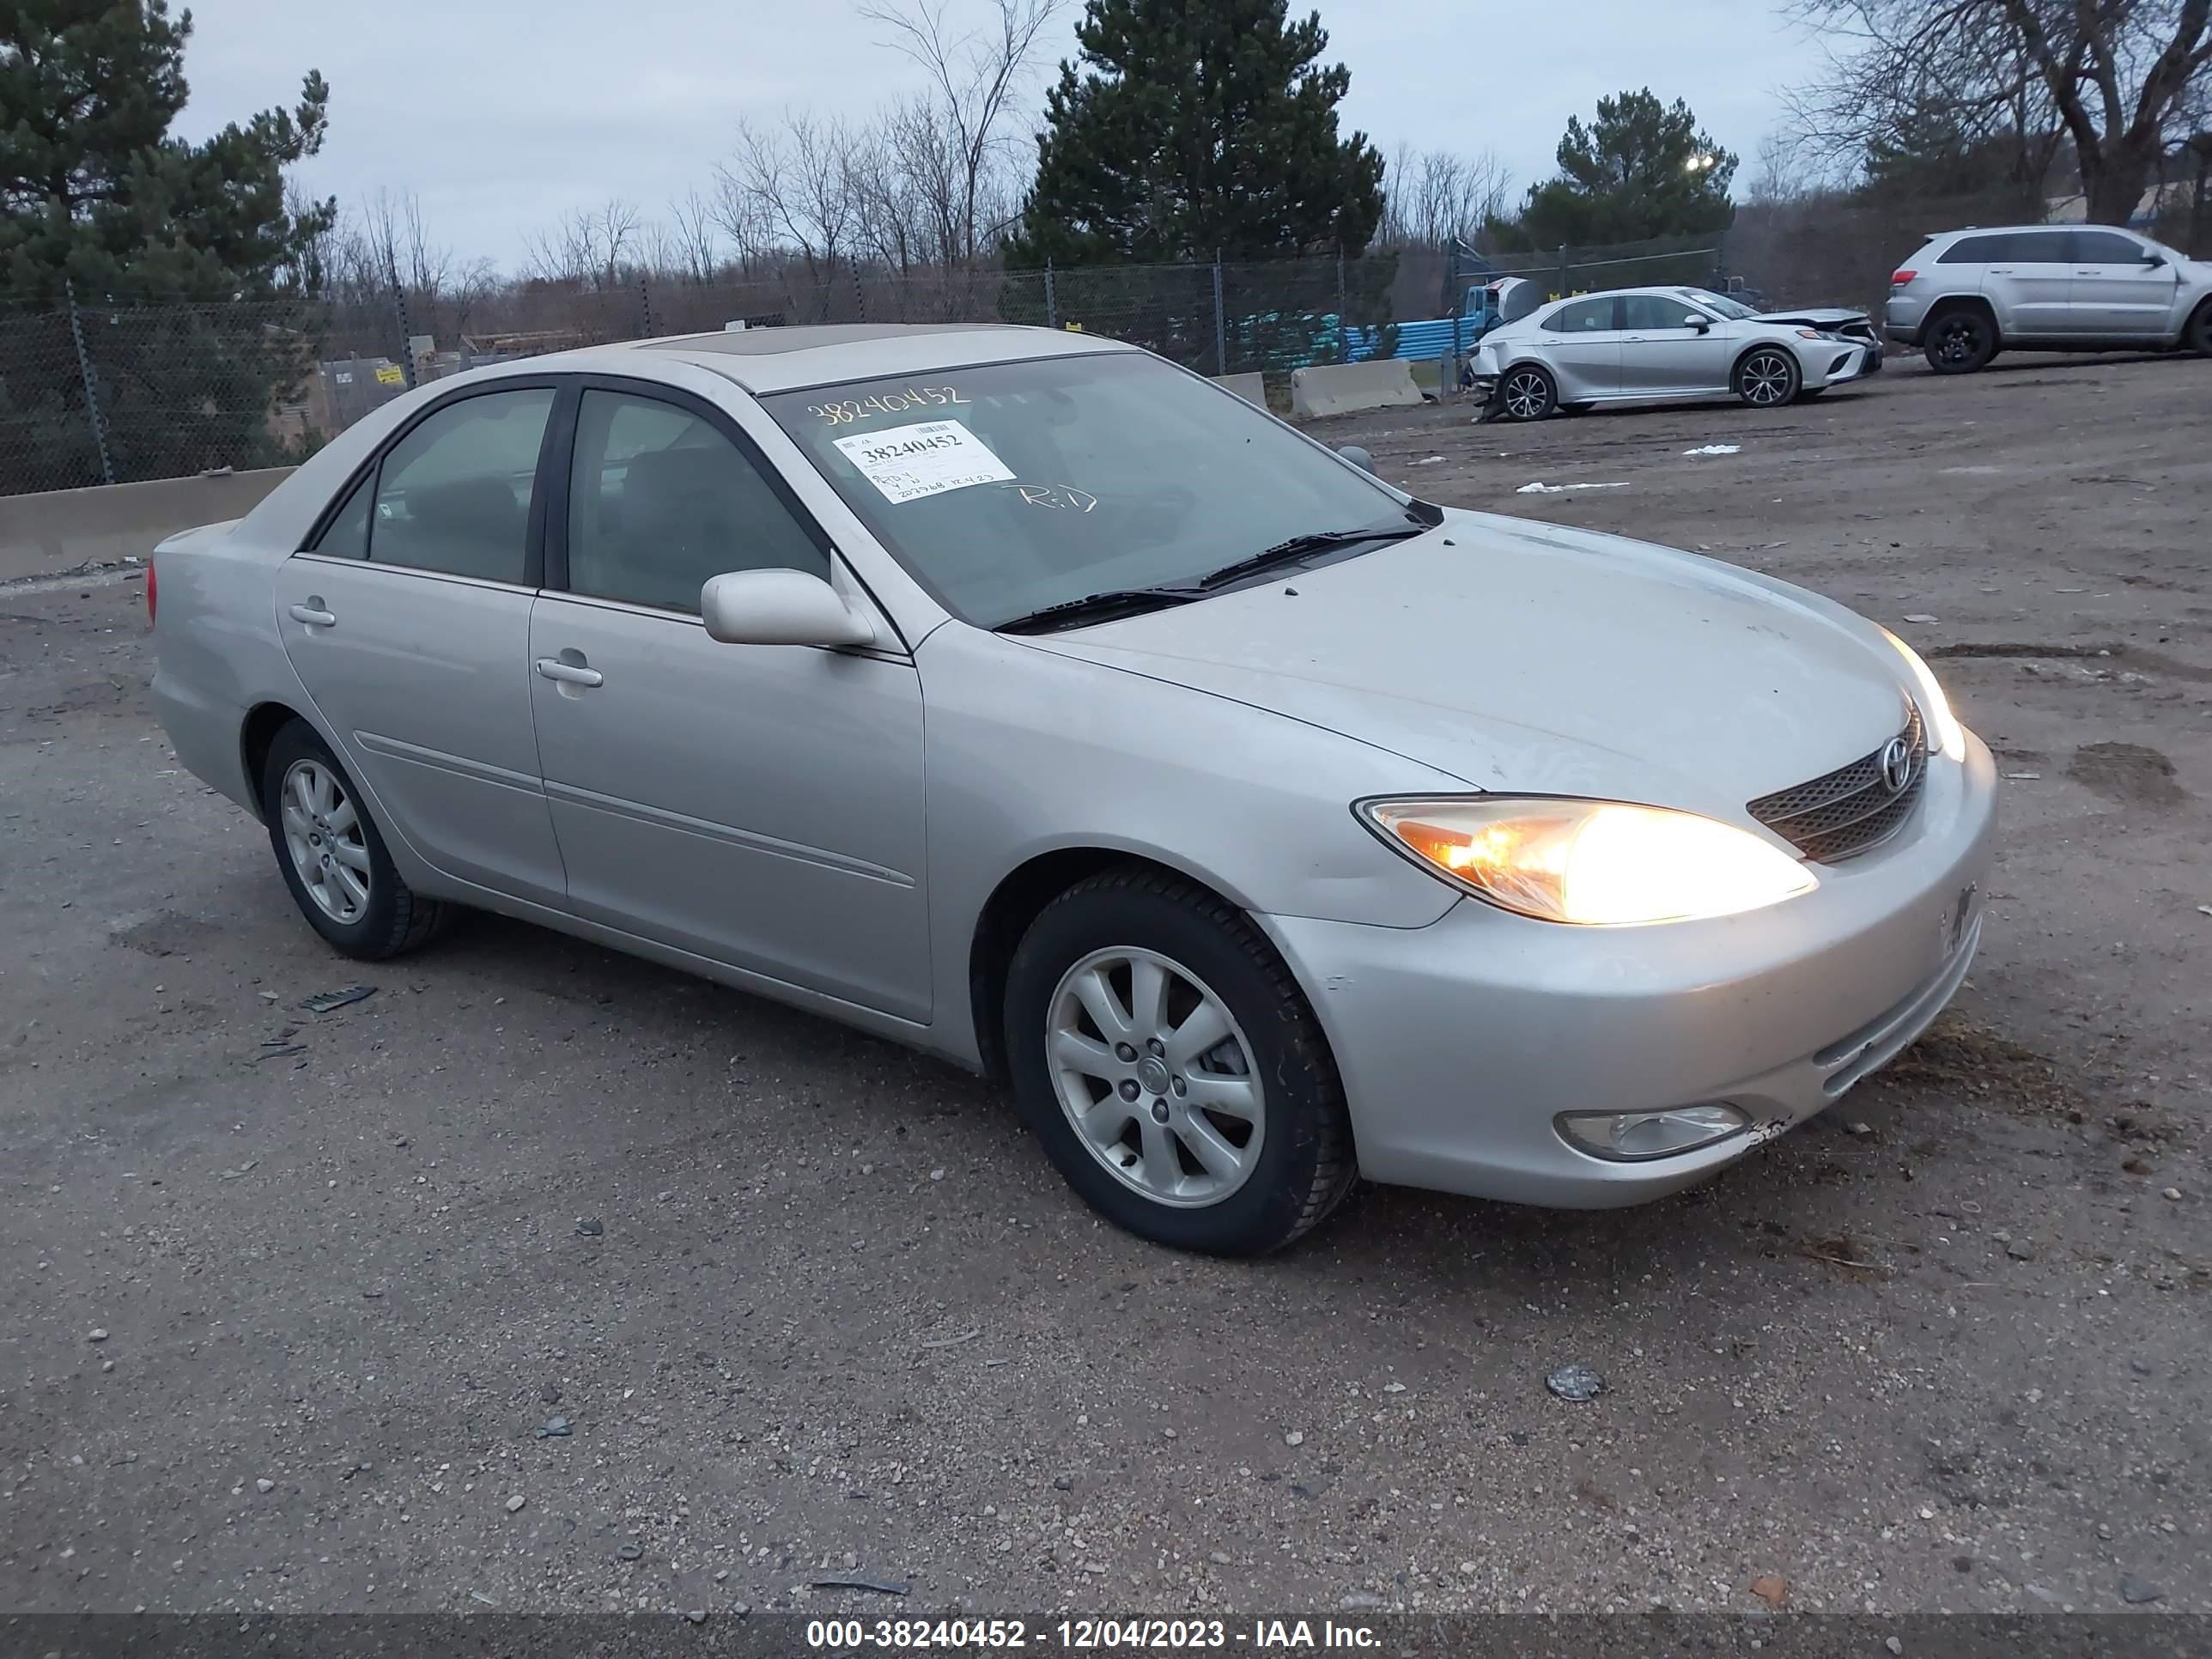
[1358,797,1816,926]
[1558,1103,1750,1162]
[1879,628,1966,760]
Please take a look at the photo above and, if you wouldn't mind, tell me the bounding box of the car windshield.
[1684,289,1757,319]
[762,351,1416,629]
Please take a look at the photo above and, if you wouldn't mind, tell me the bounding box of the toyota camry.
[149,323,1995,1255]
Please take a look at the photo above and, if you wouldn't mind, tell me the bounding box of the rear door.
[273,381,568,906]
[1617,295,1725,393]
[526,379,932,1019]
[2066,228,2181,337]
[1536,296,1624,398]
[1984,229,2074,334]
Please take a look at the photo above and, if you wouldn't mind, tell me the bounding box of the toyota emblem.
[1879,736,1914,794]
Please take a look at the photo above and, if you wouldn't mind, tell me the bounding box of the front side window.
[312,472,373,559]
[2069,228,2147,264]
[368,387,555,582]
[1545,298,1618,333]
[567,390,826,612]
[762,353,1417,629]
[1622,295,1705,331]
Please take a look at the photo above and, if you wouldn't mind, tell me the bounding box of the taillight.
[1890,269,1917,286]
[145,556,157,625]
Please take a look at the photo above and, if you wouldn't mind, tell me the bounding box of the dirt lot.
[3,352,2208,1621]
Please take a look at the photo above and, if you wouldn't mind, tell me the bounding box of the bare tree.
[1782,0,2211,221]
[714,113,864,311]
[524,198,642,291]
[667,189,725,283]
[1376,146,1512,247]
[856,0,1064,265]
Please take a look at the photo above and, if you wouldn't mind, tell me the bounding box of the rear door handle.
[289,602,336,628]
[535,657,603,688]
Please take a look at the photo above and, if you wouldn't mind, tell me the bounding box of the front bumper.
[1261,734,1998,1207]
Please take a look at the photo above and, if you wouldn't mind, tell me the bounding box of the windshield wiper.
[994,585,1207,635]
[1194,519,1431,590]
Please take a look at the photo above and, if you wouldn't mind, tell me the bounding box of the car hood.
[1758,306,1868,328]
[1021,511,1917,821]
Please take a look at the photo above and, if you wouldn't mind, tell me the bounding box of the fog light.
[1557,1103,1749,1163]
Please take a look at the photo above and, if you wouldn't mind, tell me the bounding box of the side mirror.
[1682,313,1711,332]
[2142,251,2166,267]
[700,568,878,649]
[1337,444,1377,474]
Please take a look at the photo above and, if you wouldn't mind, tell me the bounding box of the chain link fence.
[0,244,1744,499]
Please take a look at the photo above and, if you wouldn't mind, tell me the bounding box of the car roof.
[1925,224,2094,240]
[594,322,1139,393]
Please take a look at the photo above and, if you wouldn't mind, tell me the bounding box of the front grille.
[1748,706,1925,862]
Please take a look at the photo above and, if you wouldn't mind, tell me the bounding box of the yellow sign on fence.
[374,365,405,386]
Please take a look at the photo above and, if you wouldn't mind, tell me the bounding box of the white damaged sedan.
[150,323,1995,1255]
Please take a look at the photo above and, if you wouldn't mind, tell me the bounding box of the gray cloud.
[174,0,1802,270]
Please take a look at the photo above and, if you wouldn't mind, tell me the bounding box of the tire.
[2187,301,2212,358]
[1733,345,1801,408]
[1003,867,1357,1255]
[259,719,449,960]
[1497,363,1558,422]
[1923,307,1996,374]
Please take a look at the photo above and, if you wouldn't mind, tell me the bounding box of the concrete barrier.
[1289,359,1421,420]
[0,466,295,584]
[1212,372,1267,408]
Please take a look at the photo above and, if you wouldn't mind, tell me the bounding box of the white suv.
[1886,224,2212,373]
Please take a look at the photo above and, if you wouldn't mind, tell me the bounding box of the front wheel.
[1734,346,1801,408]
[1498,364,1558,422]
[1004,869,1356,1255]
[2186,301,2212,358]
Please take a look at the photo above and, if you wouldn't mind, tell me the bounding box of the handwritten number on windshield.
[807,386,970,425]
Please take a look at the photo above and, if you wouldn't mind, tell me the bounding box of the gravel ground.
[3,351,2208,1621]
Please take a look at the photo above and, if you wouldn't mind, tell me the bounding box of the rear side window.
[2069,229,2145,263]
[1545,297,1618,333]
[1999,231,2072,263]
[368,388,556,583]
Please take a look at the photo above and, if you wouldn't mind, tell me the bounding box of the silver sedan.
[1471,285,1873,419]
[150,324,1993,1255]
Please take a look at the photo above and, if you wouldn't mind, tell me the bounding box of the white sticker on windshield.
[833,419,1014,504]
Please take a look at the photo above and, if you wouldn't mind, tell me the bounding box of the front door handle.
[534,657,603,688]
[289,602,337,628]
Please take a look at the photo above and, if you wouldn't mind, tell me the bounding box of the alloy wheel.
[1932,317,1982,367]
[1740,349,1795,406]
[280,758,372,924]
[1502,369,1551,420]
[1045,946,1266,1208]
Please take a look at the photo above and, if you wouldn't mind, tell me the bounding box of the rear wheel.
[1004,868,1356,1255]
[260,720,449,960]
[1923,307,1997,374]
[1498,364,1558,422]
[1733,346,1801,408]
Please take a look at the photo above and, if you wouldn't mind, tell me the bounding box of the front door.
[273,382,567,906]
[1617,294,1723,393]
[528,383,932,1020]
[2066,228,2182,337]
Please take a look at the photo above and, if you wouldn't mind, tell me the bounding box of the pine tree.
[1513,90,1736,250]
[1005,0,1384,267]
[0,1,335,491]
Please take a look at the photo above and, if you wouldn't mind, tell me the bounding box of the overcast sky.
[174,0,1804,271]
